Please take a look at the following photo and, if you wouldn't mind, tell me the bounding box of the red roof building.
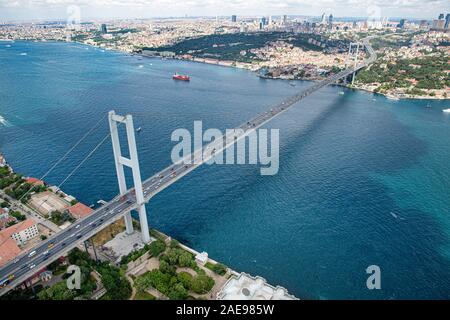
[0,219,38,267]
[67,202,93,219]
[25,177,45,186]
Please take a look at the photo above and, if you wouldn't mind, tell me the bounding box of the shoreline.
[137,51,449,101]
[4,39,448,101]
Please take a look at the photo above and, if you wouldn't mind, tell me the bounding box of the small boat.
[289,82,296,87]
[387,95,400,101]
[136,127,142,133]
[425,103,432,109]
[173,73,190,81]
[443,109,450,113]
[339,91,345,95]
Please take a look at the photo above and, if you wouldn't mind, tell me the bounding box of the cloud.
[0,0,447,19]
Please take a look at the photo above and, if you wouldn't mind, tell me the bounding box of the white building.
[0,153,6,167]
[6,219,39,246]
[195,252,208,266]
[217,273,298,300]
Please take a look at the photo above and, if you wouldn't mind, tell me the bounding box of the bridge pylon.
[108,111,151,243]
[344,42,360,85]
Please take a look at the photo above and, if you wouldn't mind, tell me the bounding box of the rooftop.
[25,177,45,186]
[67,202,93,219]
[0,218,37,239]
[0,237,21,267]
[217,273,298,300]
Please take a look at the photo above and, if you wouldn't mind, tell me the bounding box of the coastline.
[136,50,449,101]
[4,39,448,101]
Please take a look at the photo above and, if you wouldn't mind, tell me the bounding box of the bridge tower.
[344,42,360,85]
[108,111,151,243]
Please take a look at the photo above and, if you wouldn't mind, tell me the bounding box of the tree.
[148,240,166,257]
[37,282,76,300]
[178,251,195,268]
[159,260,176,275]
[134,275,151,292]
[98,263,132,300]
[167,283,188,300]
[177,272,193,290]
[165,249,180,265]
[191,275,215,294]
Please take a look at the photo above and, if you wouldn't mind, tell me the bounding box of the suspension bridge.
[0,38,376,296]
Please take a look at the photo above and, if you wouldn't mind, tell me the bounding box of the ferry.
[443,109,450,113]
[173,73,190,81]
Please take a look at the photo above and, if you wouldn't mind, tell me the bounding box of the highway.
[0,38,376,296]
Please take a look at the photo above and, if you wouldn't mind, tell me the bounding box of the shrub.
[212,263,227,276]
[170,239,179,248]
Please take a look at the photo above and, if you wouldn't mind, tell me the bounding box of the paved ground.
[103,231,146,261]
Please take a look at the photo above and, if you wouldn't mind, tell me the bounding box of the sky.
[0,0,447,21]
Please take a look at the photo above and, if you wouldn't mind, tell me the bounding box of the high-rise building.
[328,14,333,27]
[419,20,429,30]
[261,17,267,26]
[231,15,237,23]
[282,15,288,25]
[398,19,406,29]
[321,13,327,24]
[445,14,450,29]
[432,19,445,29]
[438,13,444,20]
[101,23,107,34]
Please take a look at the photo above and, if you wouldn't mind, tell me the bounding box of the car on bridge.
[0,275,14,289]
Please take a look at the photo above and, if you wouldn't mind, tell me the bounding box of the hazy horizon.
[0,0,447,22]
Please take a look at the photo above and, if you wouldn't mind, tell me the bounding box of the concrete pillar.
[108,111,151,243]
[108,111,134,235]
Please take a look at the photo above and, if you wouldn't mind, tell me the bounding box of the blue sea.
[0,41,449,299]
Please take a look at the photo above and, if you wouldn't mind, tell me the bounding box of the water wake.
[0,115,11,127]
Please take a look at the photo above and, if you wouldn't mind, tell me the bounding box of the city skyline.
[0,0,448,21]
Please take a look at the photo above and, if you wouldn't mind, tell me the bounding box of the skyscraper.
[261,17,267,26]
[438,13,444,20]
[282,15,288,25]
[101,23,107,34]
[328,14,333,27]
[231,15,237,23]
[398,19,406,29]
[445,14,450,29]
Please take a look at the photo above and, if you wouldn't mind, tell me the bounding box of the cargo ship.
[173,73,190,81]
